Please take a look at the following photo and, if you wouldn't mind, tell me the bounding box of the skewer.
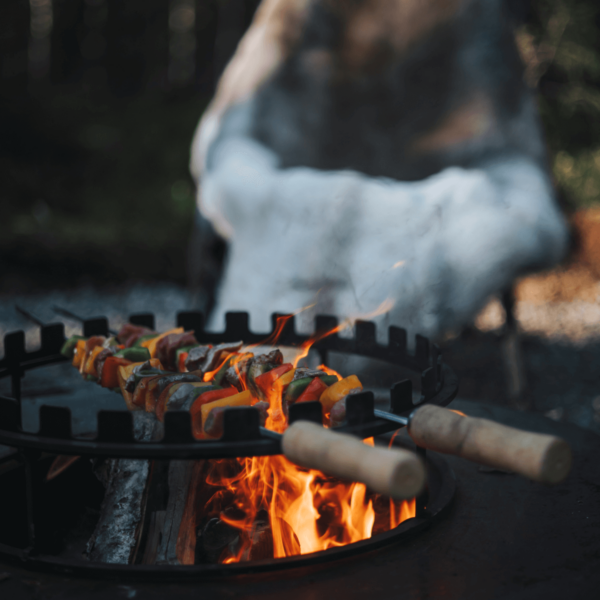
[14,304,46,327]
[271,404,572,486]
[260,426,425,500]
[373,405,572,485]
[374,409,408,427]
[52,305,118,335]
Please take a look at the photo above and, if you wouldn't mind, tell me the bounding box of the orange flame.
[197,297,415,564]
[291,299,395,368]
[316,364,342,380]
[202,453,415,563]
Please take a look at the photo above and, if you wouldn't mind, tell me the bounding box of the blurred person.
[189,0,568,340]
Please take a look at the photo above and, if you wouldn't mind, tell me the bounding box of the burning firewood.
[59,320,570,566]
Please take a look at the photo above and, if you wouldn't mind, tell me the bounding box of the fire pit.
[0,311,458,577]
[0,312,598,598]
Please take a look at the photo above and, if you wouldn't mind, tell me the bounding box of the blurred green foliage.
[522,0,600,209]
[2,0,599,292]
[1,89,209,292]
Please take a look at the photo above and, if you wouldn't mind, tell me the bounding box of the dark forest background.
[1,0,599,294]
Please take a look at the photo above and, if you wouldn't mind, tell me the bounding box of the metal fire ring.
[0,311,458,459]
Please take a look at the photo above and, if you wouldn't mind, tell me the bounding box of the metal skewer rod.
[374,409,409,427]
[14,305,46,327]
[52,305,118,335]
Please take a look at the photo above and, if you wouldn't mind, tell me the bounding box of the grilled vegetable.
[156,382,220,422]
[140,327,184,358]
[117,361,162,410]
[113,347,151,363]
[225,350,282,390]
[283,374,337,409]
[133,333,157,347]
[72,339,88,368]
[190,388,238,417]
[83,345,106,378]
[319,375,362,414]
[253,363,294,398]
[100,356,133,388]
[60,335,86,358]
[197,390,253,438]
[295,377,328,404]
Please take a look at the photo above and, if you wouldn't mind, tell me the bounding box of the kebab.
[33,313,571,564]
[62,323,572,486]
[61,323,356,438]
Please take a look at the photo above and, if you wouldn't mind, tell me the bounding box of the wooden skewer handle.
[282,421,426,500]
[408,405,572,484]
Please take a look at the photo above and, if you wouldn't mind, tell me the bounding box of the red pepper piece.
[190,388,238,438]
[254,363,293,393]
[100,357,133,388]
[295,377,328,404]
[178,352,189,373]
[190,388,238,417]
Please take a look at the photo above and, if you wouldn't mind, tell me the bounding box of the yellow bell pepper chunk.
[140,327,184,358]
[319,375,363,414]
[83,345,105,377]
[200,390,253,430]
[117,358,164,410]
[276,368,296,388]
[72,339,87,368]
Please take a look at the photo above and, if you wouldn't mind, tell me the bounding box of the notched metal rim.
[0,312,458,459]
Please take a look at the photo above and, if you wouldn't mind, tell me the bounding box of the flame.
[247,303,317,352]
[200,422,415,563]
[202,452,415,563]
[291,298,395,368]
[202,352,235,382]
[316,364,342,380]
[195,297,415,564]
[449,409,466,417]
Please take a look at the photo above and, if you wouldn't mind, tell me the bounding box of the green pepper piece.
[85,374,97,382]
[212,355,234,386]
[114,347,151,362]
[318,375,339,387]
[133,334,158,347]
[284,377,314,404]
[60,335,86,358]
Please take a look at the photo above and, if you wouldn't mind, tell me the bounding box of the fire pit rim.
[0,442,455,580]
[0,311,458,459]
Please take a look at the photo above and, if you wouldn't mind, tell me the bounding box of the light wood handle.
[282,421,426,499]
[408,405,572,484]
